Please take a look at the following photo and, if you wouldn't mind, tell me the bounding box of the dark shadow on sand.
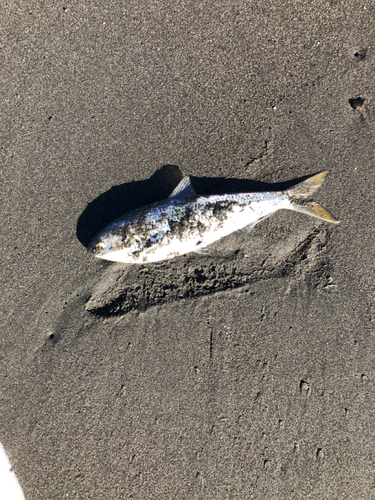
[77,165,317,247]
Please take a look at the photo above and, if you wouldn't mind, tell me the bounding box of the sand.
[1,1,375,498]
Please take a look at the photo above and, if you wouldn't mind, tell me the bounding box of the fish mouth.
[88,233,125,255]
[87,234,107,255]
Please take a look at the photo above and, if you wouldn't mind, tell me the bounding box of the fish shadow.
[77,165,313,247]
[77,165,183,247]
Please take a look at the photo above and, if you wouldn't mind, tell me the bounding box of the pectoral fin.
[194,247,210,255]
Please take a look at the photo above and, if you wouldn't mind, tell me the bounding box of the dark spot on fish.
[144,237,155,249]
[212,201,233,221]
[196,218,208,235]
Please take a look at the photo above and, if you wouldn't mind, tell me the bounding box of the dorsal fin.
[168,176,197,199]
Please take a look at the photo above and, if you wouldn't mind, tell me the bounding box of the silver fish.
[88,172,338,263]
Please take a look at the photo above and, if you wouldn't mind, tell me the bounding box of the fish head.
[87,226,132,260]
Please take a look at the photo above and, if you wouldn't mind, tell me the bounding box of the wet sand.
[1,2,375,498]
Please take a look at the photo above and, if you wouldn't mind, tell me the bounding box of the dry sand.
[1,1,375,498]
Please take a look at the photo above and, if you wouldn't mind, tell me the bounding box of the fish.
[88,171,339,264]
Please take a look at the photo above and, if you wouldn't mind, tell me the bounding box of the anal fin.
[242,213,273,234]
[242,222,257,234]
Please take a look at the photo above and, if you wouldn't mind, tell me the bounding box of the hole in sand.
[353,49,366,60]
[349,97,365,110]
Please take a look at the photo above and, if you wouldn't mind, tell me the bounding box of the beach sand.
[1,1,375,498]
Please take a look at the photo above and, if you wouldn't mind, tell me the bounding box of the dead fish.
[88,171,338,263]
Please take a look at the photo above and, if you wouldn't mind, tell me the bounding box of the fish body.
[88,172,338,264]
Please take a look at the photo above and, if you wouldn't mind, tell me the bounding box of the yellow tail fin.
[286,172,339,223]
[287,171,329,199]
[291,201,339,223]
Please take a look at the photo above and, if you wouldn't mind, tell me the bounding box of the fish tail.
[286,171,339,223]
